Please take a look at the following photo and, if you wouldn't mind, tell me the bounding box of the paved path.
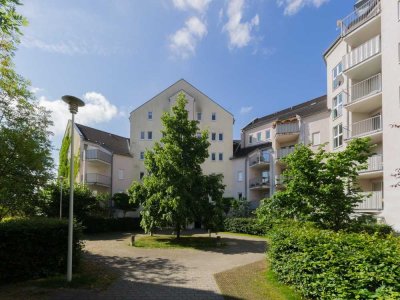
[52,232,267,300]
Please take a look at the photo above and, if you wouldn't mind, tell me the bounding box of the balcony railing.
[277,147,295,159]
[350,73,381,104]
[86,149,112,164]
[249,151,270,167]
[86,173,111,187]
[360,154,383,173]
[340,0,381,36]
[249,177,270,189]
[351,115,381,138]
[276,122,299,135]
[355,191,383,210]
[342,35,380,71]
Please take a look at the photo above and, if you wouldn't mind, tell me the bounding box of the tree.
[129,93,225,238]
[0,0,53,219]
[112,192,138,217]
[257,138,373,231]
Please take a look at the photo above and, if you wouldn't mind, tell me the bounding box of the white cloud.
[240,106,253,114]
[39,92,119,136]
[223,0,260,49]
[169,16,207,59]
[172,0,211,13]
[277,0,329,16]
[30,86,44,94]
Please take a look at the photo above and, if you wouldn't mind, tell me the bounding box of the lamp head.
[62,95,85,114]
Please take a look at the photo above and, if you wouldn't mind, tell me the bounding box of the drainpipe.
[244,156,248,199]
[269,150,275,197]
[110,153,114,217]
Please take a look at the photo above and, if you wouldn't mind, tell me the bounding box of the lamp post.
[58,176,64,219]
[62,95,85,282]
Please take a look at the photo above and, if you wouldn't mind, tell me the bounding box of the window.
[211,153,216,161]
[237,171,243,182]
[140,172,144,180]
[333,124,343,148]
[312,132,321,146]
[140,131,145,139]
[197,112,202,121]
[219,133,223,141]
[219,153,223,161]
[211,132,216,141]
[332,62,343,90]
[332,93,343,119]
[148,111,153,120]
[257,132,262,142]
[212,112,216,121]
[238,192,243,199]
[118,169,124,180]
[140,151,145,160]
[265,129,271,140]
[249,135,253,144]
[147,131,153,140]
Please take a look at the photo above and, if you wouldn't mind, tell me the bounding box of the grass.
[133,234,224,249]
[0,258,118,300]
[219,231,269,240]
[215,259,301,300]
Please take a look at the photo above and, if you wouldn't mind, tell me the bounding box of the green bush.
[82,217,141,234]
[0,217,83,283]
[269,221,400,299]
[346,215,394,236]
[223,217,266,235]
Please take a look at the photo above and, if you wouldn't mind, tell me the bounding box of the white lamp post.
[62,95,85,282]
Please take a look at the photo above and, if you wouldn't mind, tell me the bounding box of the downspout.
[269,150,275,197]
[245,156,248,199]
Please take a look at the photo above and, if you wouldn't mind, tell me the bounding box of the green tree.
[0,0,53,219]
[257,138,373,231]
[129,93,225,238]
[112,192,138,217]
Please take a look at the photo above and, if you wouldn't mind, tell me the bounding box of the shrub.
[346,215,394,236]
[269,221,400,299]
[0,217,83,283]
[223,217,266,235]
[82,217,141,234]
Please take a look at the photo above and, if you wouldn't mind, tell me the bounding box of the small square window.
[140,151,145,160]
[148,111,153,120]
[140,172,144,180]
[147,131,153,140]
[219,153,223,161]
[140,131,145,139]
[212,112,216,121]
[312,132,320,146]
[211,153,216,161]
[211,133,216,141]
[266,130,271,140]
[197,112,202,121]
[219,133,223,141]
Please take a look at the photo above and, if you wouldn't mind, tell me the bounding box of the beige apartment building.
[231,95,329,208]
[324,0,400,229]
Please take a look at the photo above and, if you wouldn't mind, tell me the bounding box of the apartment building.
[324,0,400,229]
[232,95,329,208]
[129,79,234,197]
[62,121,134,195]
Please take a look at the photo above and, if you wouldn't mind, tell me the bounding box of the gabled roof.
[232,141,272,159]
[75,123,131,157]
[242,95,328,131]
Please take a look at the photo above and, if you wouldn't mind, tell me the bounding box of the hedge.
[223,217,266,235]
[82,217,141,234]
[269,222,400,299]
[0,217,83,283]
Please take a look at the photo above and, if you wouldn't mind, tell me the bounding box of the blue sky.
[15,0,356,165]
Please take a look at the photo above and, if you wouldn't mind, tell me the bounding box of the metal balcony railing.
[350,73,381,104]
[276,122,299,135]
[351,115,381,138]
[277,147,295,159]
[86,173,111,187]
[355,191,383,210]
[342,35,380,71]
[340,0,381,36]
[360,154,383,173]
[249,177,270,189]
[86,149,112,164]
[249,151,270,167]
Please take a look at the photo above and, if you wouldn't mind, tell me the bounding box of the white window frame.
[118,169,124,180]
[312,132,321,146]
[148,111,153,120]
[140,151,145,160]
[237,171,243,182]
[211,112,216,121]
[332,93,343,119]
[197,112,202,121]
[211,132,216,141]
[147,131,153,140]
[333,124,343,149]
[265,129,271,140]
[140,131,145,140]
[257,132,262,142]
[219,133,223,141]
[211,152,216,161]
[332,62,343,90]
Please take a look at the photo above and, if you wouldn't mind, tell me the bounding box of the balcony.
[346,73,382,113]
[277,147,295,160]
[342,35,381,80]
[350,115,382,142]
[359,154,383,178]
[86,173,111,187]
[249,150,270,168]
[249,177,270,190]
[355,191,383,211]
[275,175,286,188]
[340,0,381,37]
[275,122,300,143]
[86,149,112,164]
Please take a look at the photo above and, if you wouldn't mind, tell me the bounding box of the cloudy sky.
[15,0,354,168]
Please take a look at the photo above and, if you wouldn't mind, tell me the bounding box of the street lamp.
[62,95,85,282]
[58,176,64,219]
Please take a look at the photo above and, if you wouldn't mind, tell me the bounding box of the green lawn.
[219,231,269,240]
[215,259,301,300]
[133,234,224,249]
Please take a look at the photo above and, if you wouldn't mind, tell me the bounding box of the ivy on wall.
[58,133,80,182]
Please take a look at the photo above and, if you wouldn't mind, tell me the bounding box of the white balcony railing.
[249,151,270,167]
[277,147,295,159]
[86,149,112,164]
[356,191,383,210]
[276,122,299,135]
[340,0,381,36]
[249,177,270,189]
[360,154,383,173]
[342,35,380,71]
[351,115,381,138]
[86,173,111,187]
[350,73,381,104]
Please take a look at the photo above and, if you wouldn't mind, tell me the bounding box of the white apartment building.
[232,96,330,208]
[129,79,234,197]
[324,0,400,229]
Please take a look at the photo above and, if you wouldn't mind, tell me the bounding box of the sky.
[14,0,356,167]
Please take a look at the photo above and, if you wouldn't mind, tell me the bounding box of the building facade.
[324,0,400,229]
